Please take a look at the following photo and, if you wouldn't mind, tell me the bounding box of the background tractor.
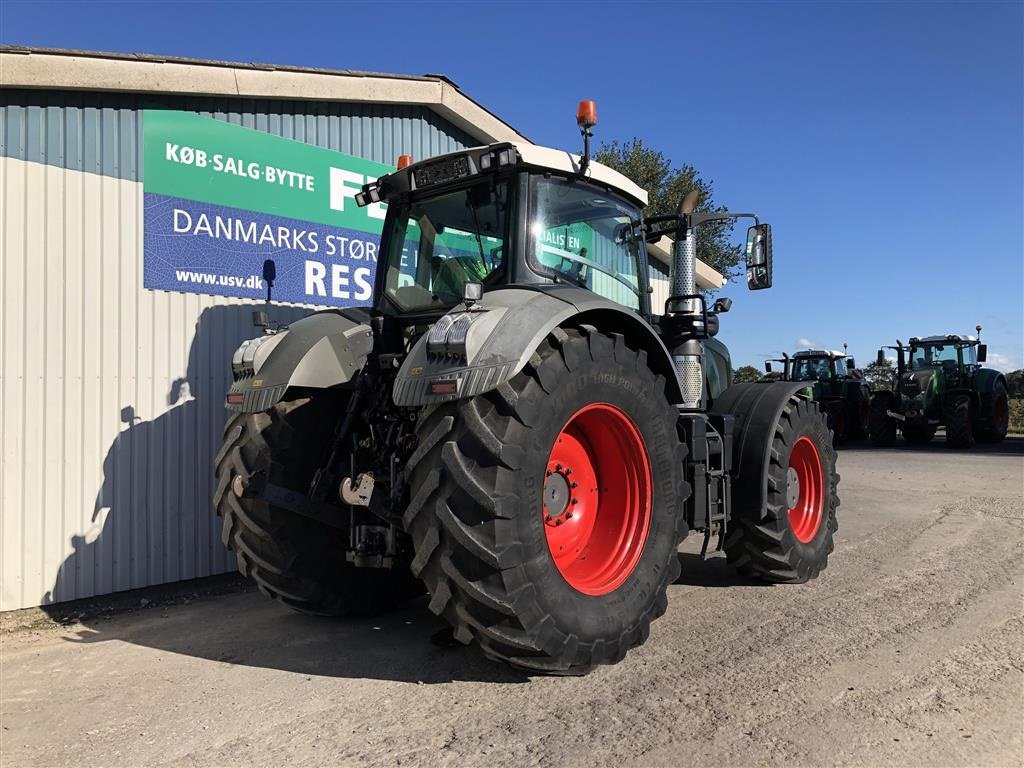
[869,330,1008,448]
[765,347,870,444]
[214,103,840,674]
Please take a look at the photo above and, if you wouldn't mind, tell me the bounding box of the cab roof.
[911,334,978,344]
[793,349,846,359]
[510,142,648,207]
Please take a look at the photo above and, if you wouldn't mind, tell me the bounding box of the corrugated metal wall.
[0,89,477,178]
[0,90,474,611]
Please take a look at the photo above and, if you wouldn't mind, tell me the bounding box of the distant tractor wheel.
[944,393,975,448]
[404,328,689,674]
[901,421,936,445]
[869,393,898,447]
[850,390,871,440]
[724,397,839,583]
[830,405,849,446]
[213,398,422,616]
[977,382,1009,443]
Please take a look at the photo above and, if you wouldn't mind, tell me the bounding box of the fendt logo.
[328,166,386,221]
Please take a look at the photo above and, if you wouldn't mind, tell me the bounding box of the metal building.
[0,47,723,611]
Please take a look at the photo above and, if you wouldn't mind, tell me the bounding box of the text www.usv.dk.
[174,270,265,289]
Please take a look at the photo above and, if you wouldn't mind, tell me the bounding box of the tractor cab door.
[526,175,649,316]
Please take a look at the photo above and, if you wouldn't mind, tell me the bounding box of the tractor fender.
[711,381,815,517]
[392,285,682,406]
[226,309,374,412]
[972,368,1007,400]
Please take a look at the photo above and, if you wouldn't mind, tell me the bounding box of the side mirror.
[847,357,856,370]
[978,344,987,363]
[765,361,773,373]
[713,297,733,313]
[745,223,772,290]
[876,349,885,366]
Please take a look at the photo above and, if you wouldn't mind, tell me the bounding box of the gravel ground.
[3,438,1022,767]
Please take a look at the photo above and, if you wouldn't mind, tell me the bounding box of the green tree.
[733,365,763,383]
[1005,369,1024,398]
[594,139,743,280]
[863,358,896,391]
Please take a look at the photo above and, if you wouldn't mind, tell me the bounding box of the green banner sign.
[143,110,394,306]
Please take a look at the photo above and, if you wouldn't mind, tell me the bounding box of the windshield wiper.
[467,198,488,268]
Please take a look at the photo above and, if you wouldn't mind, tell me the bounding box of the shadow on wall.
[42,303,304,611]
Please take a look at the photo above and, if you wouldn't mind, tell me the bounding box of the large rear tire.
[977,382,1009,443]
[404,328,689,674]
[724,397,839,583]
[869,392,898,447]
[213,398,421,616]
[944,393,974,448]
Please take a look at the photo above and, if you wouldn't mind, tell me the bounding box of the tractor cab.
[791,351,851,385]
[906,335,985,377]
[357,142,652,320]
[766,349,859,387]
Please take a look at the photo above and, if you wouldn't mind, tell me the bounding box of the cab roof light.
[577,100,597,175]
[396,154,413,170]
[577,99,598,129]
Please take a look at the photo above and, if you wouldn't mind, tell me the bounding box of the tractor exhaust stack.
[668,190,705,410]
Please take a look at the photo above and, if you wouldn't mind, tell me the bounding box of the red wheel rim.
[787,436,825,543]
[542,403,652,596]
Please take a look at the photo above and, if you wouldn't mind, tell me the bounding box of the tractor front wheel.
[404,328,689,673]
[849,389,871,440]
[944,393,975,448]
[724,397,839,583]
[830,403,850,446]
[869,393,898,447]
[977,382,1009,443]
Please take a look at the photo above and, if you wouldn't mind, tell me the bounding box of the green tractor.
[765,347,871,445]
[213,103,840,673]
[869,329,1009,448]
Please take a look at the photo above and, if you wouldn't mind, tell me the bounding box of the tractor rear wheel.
[404,328,689,673]
[724,397,839,583]
[869,393,898,446]
[944,393,974,448]
[214,399,421,616]
[901,422,936,444]
[977,382,1009,443]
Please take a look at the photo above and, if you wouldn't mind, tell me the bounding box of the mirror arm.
[689,212,760,228]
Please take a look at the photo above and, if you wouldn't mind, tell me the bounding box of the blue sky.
[4,0,1022,371]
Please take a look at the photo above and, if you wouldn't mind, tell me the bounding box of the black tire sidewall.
[870,392,897,445]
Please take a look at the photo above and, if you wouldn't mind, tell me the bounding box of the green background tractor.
[869,332,1009,448]
[765,348,871,444]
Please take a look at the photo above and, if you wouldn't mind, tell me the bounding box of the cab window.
[383,180,508,312]
[529,177,643,311]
